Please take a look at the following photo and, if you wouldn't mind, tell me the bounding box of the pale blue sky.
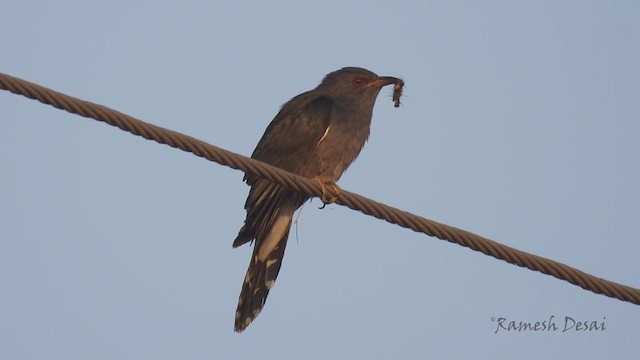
[1,1,639,359]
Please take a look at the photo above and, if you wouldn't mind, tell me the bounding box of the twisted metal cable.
[2,72,639,305]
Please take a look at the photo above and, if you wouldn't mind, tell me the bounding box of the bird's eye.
[352,77,365,87]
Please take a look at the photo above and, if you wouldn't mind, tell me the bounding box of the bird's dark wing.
[235,93,335,246]
[247,93,334,180]
[233,95,335,332]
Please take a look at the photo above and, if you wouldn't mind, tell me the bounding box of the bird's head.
[317,67,403,106]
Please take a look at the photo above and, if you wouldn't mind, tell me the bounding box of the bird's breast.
[308,111,372,181]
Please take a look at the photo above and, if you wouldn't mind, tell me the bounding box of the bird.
[233,66,403,332]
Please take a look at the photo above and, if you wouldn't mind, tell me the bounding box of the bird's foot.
[312,178,341,206]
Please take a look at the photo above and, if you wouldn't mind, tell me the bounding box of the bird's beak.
[367,76,404,89]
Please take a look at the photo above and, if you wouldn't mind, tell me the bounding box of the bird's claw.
[313,178,341,206]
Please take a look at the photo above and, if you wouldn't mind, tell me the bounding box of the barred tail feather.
[234,213,292,332]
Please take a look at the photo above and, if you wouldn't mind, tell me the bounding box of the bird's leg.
[312,177,341,206]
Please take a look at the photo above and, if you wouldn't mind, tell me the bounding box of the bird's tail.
[234,211,293,332]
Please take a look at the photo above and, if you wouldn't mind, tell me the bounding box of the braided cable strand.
[2,72,639,305]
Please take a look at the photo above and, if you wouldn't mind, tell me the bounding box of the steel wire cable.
[2,72,638,306]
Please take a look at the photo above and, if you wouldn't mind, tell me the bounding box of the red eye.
[352,77,365,86]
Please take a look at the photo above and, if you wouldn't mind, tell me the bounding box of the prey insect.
[392,79,404,107]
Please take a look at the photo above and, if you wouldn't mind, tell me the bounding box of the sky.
[1,1,639,359]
